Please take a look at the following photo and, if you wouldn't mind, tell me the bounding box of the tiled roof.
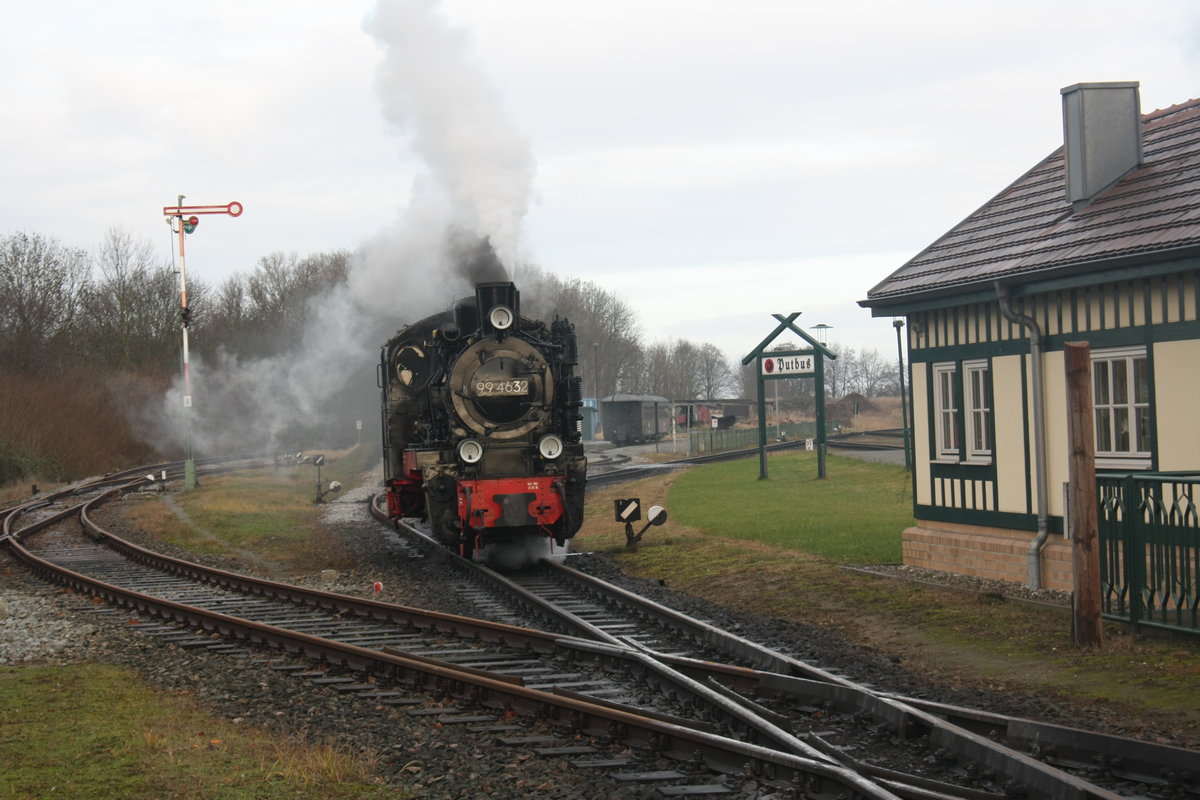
[862,97,1200,310]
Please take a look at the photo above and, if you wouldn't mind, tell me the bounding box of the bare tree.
[0,232,90,373]
[823,342,856,398]
[204,273,251,353]
[516,266,641,401]
[665,339,705,400]
[206,249,351,358]
[696,342,739,399]
[855,348,895,397]
[81,228,180,371]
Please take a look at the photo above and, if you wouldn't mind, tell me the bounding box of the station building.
[860,83,1200,592]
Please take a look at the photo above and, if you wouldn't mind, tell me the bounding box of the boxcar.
[600,395,671,445]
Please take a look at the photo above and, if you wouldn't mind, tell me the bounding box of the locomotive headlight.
[537,434,564,460]
[488,305,514,331]
[457,438,484,464]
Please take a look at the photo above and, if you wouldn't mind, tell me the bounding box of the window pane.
[973,411,989,452]
[1096,408,1112,452]
[1094,364,1110,404]
[1136,407,1151,451]
[1134,357,1150,404]
[1112,360,1128,404]
[1115,408,1130,451]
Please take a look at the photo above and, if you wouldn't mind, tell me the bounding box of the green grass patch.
[178,475,314,558]
[667,450,913,563]
[0,663,398,799]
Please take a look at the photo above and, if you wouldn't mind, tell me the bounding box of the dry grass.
[1,663,393,798]
[0,475,65,506]
[0,368,164,486]
[116,447,377,575]
[839,395,903,432]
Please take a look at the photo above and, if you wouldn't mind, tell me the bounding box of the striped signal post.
[162,197,244,490]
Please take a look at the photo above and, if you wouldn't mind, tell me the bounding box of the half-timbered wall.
[906,268,1200,531]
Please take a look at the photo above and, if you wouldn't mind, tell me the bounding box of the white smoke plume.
[138,284,380,458]
[138,0,538,459]
[359,0,535,290]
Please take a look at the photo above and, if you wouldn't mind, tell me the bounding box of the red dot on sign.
[764,359,775,373]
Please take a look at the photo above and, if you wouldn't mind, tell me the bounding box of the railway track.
[4,476,894,797]
[4,468,1195,798]
[371,502,1197,800]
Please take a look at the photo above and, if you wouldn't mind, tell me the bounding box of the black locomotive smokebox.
[476,281,520,333]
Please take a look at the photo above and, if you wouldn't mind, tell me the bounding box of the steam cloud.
[139,0,536,459]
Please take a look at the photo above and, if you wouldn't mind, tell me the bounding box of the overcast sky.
[3,0,1197,359]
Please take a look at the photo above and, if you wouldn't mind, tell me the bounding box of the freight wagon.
[599,395,671,445]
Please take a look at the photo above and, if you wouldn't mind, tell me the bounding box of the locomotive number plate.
[474,380,529,397]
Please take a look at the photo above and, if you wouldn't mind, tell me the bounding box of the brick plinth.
[902,521,1074,592]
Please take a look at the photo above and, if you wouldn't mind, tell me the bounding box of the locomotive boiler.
[380,281,587,559]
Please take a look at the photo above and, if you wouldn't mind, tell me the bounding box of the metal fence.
[681,422,816,455]
[1097,472,1200,635]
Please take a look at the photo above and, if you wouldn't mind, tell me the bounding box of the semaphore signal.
[162,195,243,490]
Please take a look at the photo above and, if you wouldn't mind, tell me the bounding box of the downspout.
[995,282,1049,589]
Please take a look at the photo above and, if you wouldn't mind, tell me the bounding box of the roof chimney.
[1061,81,1142,207]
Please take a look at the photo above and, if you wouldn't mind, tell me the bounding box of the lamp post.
[591,341,600,439]
[894,319,912,471]
[591,341,599,402]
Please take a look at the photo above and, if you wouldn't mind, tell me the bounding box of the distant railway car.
[675,404,712,427]
[600,395,671,445]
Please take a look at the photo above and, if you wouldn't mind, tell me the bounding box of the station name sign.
[760,353,814,376]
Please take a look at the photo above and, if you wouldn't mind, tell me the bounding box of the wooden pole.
[1064,342,1104,647]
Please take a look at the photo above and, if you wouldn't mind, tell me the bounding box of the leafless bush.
[0,369,162,484]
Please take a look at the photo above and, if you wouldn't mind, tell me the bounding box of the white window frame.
[932,363,959,461]
[1091,346,1151,469]
[964,359,992,463]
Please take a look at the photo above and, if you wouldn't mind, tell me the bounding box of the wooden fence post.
[1064,342,1104,647]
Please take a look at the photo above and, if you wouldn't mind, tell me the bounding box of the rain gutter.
[995,282,1049,589]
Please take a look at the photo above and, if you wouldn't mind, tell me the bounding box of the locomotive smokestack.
[476,281,520,335]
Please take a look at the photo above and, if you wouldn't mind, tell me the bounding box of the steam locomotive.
[379,281,587,559]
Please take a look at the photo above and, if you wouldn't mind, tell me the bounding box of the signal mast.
[162,197,243,490]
